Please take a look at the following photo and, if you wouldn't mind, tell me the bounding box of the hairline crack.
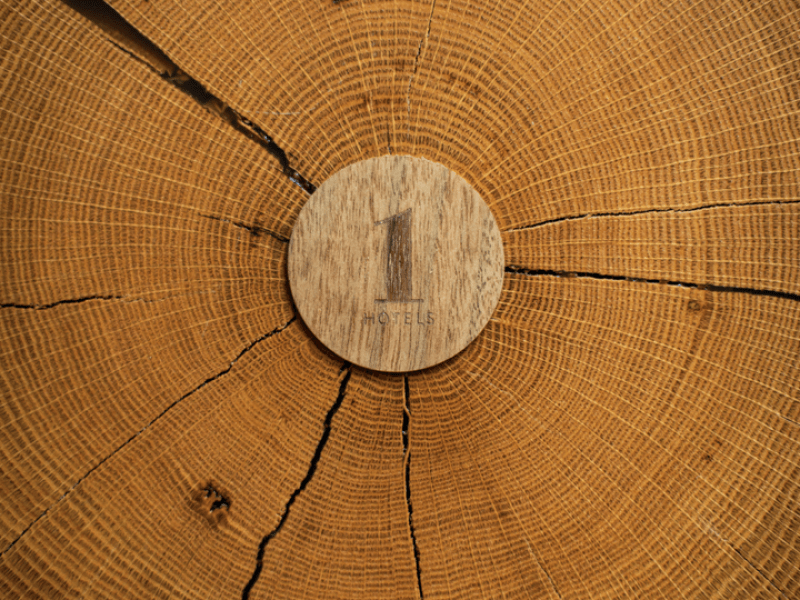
[0,316,296,558]
[503,198,800,233]
[0,293,195,310]
[201,214,289,243]
[406,0,437,139]
[734,546,788,599]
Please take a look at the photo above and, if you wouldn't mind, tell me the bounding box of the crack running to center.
[505,266,800,303]
[403,376,424,599]
[61,0,316,194]
[241,364,352,600]
[734,548,788,599]
[406,0,437,139]
[0,317,296,558]
[503,198,800,233]
[1,295,123,310]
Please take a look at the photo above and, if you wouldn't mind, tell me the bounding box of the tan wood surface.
[2,0,799,598]
[288,156,504,372]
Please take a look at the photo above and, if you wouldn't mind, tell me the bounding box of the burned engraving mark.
[375,209,422,304]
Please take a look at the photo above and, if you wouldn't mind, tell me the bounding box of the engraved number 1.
[375,209,421,303]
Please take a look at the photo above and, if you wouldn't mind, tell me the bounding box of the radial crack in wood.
[407,274,799,599]
[241,364,352,600]
[1,296,124,311]
[0,317,294,558]
[2,0,800,597]
[244,370,419,600]
[504,267,800,304]
[504,199,800,299]
[1,1,308,306]
[403,375,424,600]
[201,215,290,244]
[503,199,800,233]
[0,324,346,599]
[58,0,317,194]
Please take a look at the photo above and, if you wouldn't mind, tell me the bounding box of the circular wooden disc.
[288,156,504,372]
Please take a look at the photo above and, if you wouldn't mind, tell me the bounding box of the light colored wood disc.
[288,156,504,372]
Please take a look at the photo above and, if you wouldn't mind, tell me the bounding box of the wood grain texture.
[410,274,800,600]
[288,156,504,372]
[0,323,346,600]
[503,202,800,295]
[247,370,419,600]
[1,0,799,598]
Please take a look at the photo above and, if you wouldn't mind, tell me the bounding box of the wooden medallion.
[288,156,504,372]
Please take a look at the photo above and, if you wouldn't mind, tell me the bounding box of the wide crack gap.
[0,316,296,558]
[241,363,353,600]
[503,198,800,233]
[505,266,800,303]
[403,375,424,600]
[60,0,316,194]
